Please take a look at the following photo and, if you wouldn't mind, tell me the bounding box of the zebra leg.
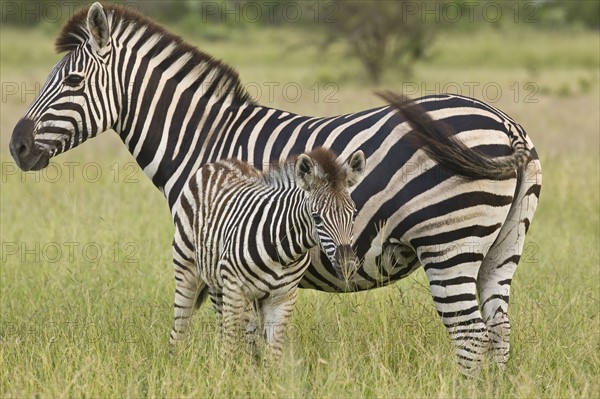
[209,288,223,334]
[208,287,259,355]
[260,288,298,360]
[210,289,258,355]
[419,238,497,376]
[221,280,248,361]
[477,162,542,370]
[242,300,261,358]
[169,257,202,352]
[477,257,514,371]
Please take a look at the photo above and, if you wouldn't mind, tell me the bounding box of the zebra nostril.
[10,118,36,161]
[17,142,30,156]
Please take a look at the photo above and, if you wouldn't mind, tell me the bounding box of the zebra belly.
[299,225,421,292]
[299,253,419,293]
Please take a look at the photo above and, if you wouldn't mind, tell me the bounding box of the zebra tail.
[194,286,209,309]
[376,91,532,180]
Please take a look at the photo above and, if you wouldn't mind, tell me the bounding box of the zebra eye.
[312,214,323,225]
[64,74,84,87]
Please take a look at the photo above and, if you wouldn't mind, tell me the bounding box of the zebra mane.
[260,162,297,188]
[56,3,254,105]
[262,148,347,190]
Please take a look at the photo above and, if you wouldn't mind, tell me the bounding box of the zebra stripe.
[10,3,542,375]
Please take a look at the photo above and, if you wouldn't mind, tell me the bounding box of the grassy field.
[1,19,599,398]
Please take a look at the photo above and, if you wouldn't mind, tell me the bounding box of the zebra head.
[295,149,366,281]
[10,3,118,171]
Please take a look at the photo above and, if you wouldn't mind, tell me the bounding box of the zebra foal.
[171,148,366,358]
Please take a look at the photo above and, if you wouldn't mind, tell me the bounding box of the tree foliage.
[317,1,442,84]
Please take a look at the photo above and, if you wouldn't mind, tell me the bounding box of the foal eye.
[312,214,323,224]
[64,74,84,87]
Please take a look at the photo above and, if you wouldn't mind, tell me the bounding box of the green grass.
[1,21,599,398]
[1,152,598,397]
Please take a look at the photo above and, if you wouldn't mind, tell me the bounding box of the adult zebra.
[9,3,541,374]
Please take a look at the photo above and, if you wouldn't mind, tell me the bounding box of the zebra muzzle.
[10,118,49,171]
[334,245,359,281]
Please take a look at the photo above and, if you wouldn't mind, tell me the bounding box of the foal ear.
[295,154,315,191]
[343,150,366,187]
[87,2,110,51]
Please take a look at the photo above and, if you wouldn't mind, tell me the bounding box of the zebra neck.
[116,80,305,211]
[266,188,317,263]
[105,21,257,202]
[112,52,258,202]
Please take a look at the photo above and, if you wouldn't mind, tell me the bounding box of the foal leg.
[260,288,298,360]
[169,256,202,352]
[221,280,248,361]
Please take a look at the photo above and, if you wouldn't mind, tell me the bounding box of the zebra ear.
[343,150,366,187]
[295,154,315,191]
[87,2,110,50]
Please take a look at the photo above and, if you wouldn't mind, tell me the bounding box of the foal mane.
[262,148,348,190]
